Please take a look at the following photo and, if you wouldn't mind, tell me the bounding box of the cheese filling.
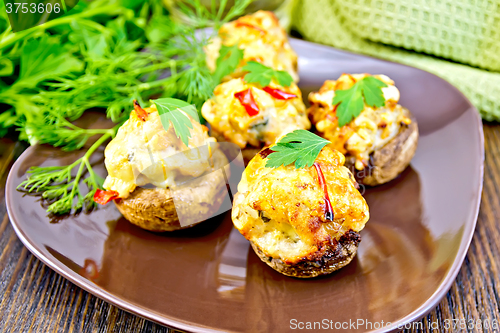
[232,147,369,262]
[308,74,412,169]
[204,10,298,82]
[202,78,310,148]
[102,105,216,199]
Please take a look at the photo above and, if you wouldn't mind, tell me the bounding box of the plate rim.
[6,39,485,333]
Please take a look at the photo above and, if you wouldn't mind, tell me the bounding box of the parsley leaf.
[332,76,388,127]
[362,76,389,106]
[265,130,331,169]
[333,86,364,128]
[153,98,199,147]
[241,61,293,87]
[212,44,244,84]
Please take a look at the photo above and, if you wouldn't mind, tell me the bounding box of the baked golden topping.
[308,74,412,170]
[102,104,215,198]
[232,145,369,264]
[201,78,310,149]
[205,10,298,82]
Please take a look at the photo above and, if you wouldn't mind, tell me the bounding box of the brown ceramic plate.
[6,39,484,332]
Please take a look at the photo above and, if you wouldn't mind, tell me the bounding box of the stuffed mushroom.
[97,102,229,232]
[231,144,369,278]
[205,10,299,82]
[308,74,419,186]
[202,78,310,162]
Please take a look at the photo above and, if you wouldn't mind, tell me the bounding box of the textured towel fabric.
[292,0,500,121]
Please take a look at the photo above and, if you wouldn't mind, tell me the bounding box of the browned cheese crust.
[231,147,370,278]
[205,11,299,82]
[202,78,310,164]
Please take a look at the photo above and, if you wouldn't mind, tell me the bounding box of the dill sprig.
[18,126,118,214]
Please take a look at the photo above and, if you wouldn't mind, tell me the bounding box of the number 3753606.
[5,2,61,14]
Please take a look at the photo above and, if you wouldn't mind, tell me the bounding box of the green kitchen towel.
[292,0,500,121]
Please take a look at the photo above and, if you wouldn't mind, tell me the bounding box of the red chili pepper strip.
[263,87,297,100]
[133,100,148,121]
[313,162,334,221]
[259,147,275,158]
[94,189,119,205]
[234,88,260,116]
[235,21,266,34]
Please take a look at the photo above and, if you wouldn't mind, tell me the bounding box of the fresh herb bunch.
[332,76,388,127]
[265,130,331,169]
[7,0,252,214]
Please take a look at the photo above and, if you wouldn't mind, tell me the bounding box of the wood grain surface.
[0,124,498,333]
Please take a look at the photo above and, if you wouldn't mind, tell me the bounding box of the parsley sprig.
[332,76,388,127]
[241,61,293,87]
[212,44,244,84]
[265,130,331,169]
[153,98,199,147]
